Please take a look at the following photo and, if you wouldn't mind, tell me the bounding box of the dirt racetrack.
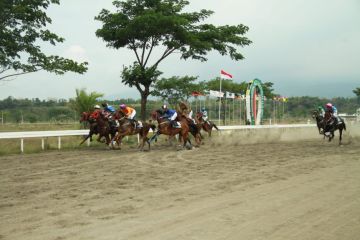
[1,126,360,240]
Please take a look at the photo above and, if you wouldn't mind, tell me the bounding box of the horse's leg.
[79,133,91,145]
[339,128,343,145]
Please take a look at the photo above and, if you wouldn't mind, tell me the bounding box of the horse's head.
[311,110,319,119]
[114,110,125,120]
[151,110,162,120]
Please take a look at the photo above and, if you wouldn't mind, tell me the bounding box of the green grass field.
[0,122,141,155]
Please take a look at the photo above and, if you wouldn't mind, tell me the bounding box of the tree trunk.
[140,91,149,121]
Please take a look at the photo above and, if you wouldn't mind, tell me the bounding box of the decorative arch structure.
[246,78,265,125]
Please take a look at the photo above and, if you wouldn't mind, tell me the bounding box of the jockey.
[102,102,116,114]
[317,106,325,117]
[102,102,118,128]
[119,104,141,128]
[161,104,179,128]
[325,102,340,126]
[90,105,102,120]
[200,107,208,121]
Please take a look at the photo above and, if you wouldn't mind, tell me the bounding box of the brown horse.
[79,111,116,146]
[111,110,156,150]
[79,111,100,145]
[323,111,346,144]
[195,112,219,137]
[149,110,192,149]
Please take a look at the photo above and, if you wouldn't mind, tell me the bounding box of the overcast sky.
[1,0,359,100]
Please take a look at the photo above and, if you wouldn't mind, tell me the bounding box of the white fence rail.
[0,124,316,153]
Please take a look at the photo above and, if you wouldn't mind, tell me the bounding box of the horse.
[79,111,100,145]
[323,111,346,144]
[311,110,325,134]
[177,111,202,146]
[79,110,117,146]
[111,110,156,151]
[149,110,193,149]
[195,112,219,137]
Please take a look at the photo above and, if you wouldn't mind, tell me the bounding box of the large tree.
[152,75,205,106]
[95,0,251,120]
[0,0,88,81]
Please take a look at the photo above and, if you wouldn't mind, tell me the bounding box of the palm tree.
[69,88,104,114]
[353,87,360,104]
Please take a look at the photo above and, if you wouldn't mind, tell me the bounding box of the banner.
[226,91,235,99]
[191,91,205,97]
[209,90,224,98]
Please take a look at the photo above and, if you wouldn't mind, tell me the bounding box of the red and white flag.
[220,70,233,79]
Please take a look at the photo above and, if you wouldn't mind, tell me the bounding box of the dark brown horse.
[111,110,156,150]
[311,110,325,134]
[323,111,346,144]
[79,111,116,146]
[149,110,192,149]
[195,112,219,137]
[79,111,100,145]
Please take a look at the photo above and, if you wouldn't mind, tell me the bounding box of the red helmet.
[120,104,126,109]
[326,103,332,109]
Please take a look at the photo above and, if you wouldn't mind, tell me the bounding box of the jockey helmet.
[94,105,101,109]
[120,104,126,109]
[326,103,333,109]
[162,104,167,109]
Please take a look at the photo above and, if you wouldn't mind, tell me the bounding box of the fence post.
[41,138,45,150]
[58,136,61,150]
[20,138,24,153]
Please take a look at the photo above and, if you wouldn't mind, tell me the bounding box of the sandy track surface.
[1,127,360,240]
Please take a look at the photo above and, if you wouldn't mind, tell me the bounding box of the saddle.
[171,121,181,128]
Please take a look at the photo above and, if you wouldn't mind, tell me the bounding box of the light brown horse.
[149,110,192,149]
[111,110,156,150]
[195,112,219,137]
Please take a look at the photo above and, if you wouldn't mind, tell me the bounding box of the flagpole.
[218,77,222,125]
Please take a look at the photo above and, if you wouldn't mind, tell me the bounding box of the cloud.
[64,45,88,63]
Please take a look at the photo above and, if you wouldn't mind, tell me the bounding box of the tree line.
[0,94,358,123]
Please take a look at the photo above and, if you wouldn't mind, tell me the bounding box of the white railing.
[0,124,316,153]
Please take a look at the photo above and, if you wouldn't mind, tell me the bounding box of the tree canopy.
[69,88,104,114]
[95,0,251,120]
[152,75,205,105]
[0,0,88,81]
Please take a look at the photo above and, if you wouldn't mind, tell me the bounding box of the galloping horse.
[195,112,219,137]
[79,111,100,145]
[311,110,325,134]
[111,110,156,150]
[149,110,192,149]
[79,111,116,146]
[323,111,346,144]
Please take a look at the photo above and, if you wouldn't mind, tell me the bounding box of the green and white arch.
[246,78,264,125]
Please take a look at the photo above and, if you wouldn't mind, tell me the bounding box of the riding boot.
[170,120,177,128]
